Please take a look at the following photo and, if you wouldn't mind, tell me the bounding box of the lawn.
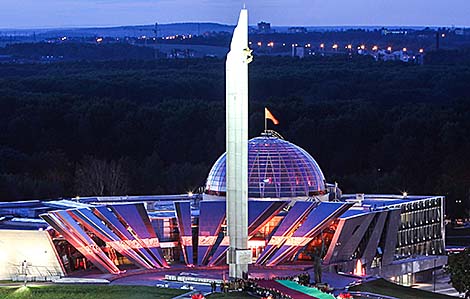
[349,279,456,299]
[0,285,186,299]
[207,291,256,298]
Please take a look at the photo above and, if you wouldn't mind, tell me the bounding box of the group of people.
[208,278,292,299]
[205,272,328,298]
[209,278,250,293]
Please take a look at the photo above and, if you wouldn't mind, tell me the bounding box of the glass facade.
[205,136,326,198]
[391,197,445,257]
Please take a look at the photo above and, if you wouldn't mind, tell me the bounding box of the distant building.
[0,54,13,62]
[454,28,470,36]
[291,45,305,58]
[360,48,424,65]
[257,22,273,34]
[288,27,308,34]
[169,48,195,59]
[381,28,408,36]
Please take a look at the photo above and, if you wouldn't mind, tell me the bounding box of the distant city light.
[267,41,274,47]
[441,33,446,38]
[188,192,193,197]
[96,37,103,43]
[403,191,408,198]
[372,45,378,51]
[61,36,67,41]
[360,45,365,50]
[257,41,262,46]
[387,46,392,52]
[346,44,352,50]
[419,48,424,53]
[332,44,338,49]
[320,43,325,49]
[402,47,407,52]
[306,43,311,48]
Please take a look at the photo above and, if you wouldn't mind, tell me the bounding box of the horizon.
[0,23,453,32]
[0,0,470,29]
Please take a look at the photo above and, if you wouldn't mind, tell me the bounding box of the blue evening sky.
[1,0,469,29]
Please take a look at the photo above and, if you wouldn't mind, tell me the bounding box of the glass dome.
[205,135,326,198]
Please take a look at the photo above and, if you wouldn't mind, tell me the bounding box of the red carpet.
[257,280,319,299]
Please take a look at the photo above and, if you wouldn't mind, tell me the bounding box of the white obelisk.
[226,8,252,279]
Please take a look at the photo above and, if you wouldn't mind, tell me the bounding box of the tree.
[75,157,129,196]
[447,248,470,298]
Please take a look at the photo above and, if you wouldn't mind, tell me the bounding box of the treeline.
[0,54,470,218]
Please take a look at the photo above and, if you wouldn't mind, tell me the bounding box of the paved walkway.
[413,272,461,298]
[63,264,361,297]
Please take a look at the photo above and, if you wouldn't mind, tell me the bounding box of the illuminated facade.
[0,134,447,283]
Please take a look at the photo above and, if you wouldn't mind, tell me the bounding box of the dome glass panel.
[205,136,326,198]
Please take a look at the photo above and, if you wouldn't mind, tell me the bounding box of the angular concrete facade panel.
[362,211,389,269]
[324,212,375,264]
[382,209,402,266]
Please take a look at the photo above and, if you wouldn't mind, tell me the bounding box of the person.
[21,260,28,286]
[210,281,216,292]
[313,254,322,284]
[21,260,27,275]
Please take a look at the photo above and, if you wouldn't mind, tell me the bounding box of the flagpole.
[264,110,267,133]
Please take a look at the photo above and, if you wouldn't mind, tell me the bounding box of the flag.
[265,107,279,125]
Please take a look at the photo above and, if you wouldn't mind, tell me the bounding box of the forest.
[0,51,470,219]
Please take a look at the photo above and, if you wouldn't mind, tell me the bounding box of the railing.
[9,264,63,282]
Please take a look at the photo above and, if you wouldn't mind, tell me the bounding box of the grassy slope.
[0,285,185,299]
[349,279,456,299]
